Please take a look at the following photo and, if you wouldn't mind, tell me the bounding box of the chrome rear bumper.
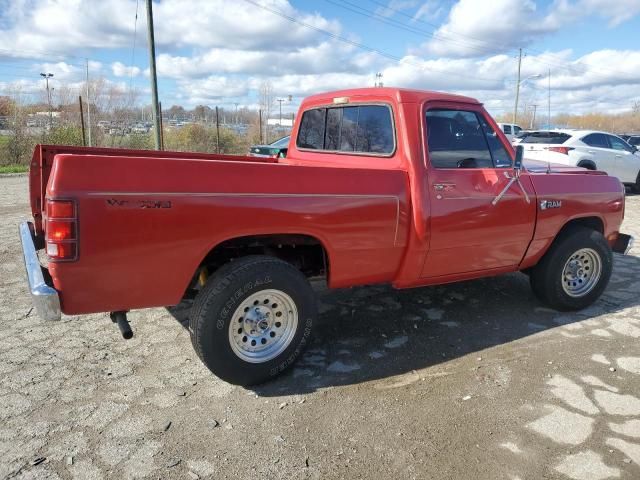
[19,221,61,321]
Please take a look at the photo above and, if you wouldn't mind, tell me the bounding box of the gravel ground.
[1,174,640,480]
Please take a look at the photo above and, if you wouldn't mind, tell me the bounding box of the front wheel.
[189,256,317,386]
[530,227,612,311]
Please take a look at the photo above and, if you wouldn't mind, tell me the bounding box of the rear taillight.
[547,146,574,155]
[45,199,78,261]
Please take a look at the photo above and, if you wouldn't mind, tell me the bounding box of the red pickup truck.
[20,87,634,385]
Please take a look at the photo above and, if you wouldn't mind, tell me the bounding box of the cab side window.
[478,116,512,168]
[297,108,326,150]
[425,109,501,169]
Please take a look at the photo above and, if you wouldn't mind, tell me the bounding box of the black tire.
[577,160,596,171]
[632,171,640,194]
[189,255,316,386]
[530,227,612,311]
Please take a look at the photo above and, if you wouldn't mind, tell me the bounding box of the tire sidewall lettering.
[269,317,314,377]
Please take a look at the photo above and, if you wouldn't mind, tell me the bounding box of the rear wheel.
[190,255,317,386]
[577,160,596,170]
[530,227,612,311]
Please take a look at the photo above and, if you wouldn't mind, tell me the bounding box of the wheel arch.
[521,215,606,271]
[577,159,597,170]
[557,215,604,237]
[187,233,331,295]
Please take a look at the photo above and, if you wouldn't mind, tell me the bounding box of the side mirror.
[514,145,524,171]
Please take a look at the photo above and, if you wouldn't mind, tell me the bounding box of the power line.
[324,0,510,59]
[364,0,510,52]
[241,0,505,86]
[359,0,626,78]
[129,0,140,95]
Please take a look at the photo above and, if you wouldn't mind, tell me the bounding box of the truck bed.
[37,147,409,314]
[29,145,279,237]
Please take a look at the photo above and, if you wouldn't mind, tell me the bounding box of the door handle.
[615,154,622,158]
[433,183,455,191]
[587,150,595,154]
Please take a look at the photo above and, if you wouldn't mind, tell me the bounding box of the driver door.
[420,106,536,278]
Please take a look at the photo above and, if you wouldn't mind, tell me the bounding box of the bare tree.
[2,84,33,165]
[258,81,275,142]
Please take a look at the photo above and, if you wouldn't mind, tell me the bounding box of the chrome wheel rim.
[561,248,602,297]
[228,289,298,363]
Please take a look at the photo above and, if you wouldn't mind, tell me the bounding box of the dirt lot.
[1,174,640,480]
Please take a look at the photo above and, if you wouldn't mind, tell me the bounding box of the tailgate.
[29,145,53,237]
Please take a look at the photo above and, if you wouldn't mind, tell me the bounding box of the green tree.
[45,125,84,146]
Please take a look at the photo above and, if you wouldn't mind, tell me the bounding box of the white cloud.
[112,61,141,78]
[0,0,134,57]
[564,0,640,27]
[0,0,339,58]
[153,0,339,51]
[35,61,82,81]
[423,0,640,58]
[423,0,558,57]
[174,76,251,103]
[156,42,373,79]
[1,0,639,117]
[532,50,640,90]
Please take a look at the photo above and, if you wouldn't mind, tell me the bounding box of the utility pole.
[547,69,551,130]
[215,106,220,153]
[276,98,285,126]
[40,73,54,129]
[85,59,92,146]
[79,96,86,146]
[530,104,538,129]
[512,48,522,126]
[145,0,162,150]
[375,72,383,87]
[233,102,239,125]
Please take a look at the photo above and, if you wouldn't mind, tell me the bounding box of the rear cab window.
[296,104,395,155]
[425,109,512,169]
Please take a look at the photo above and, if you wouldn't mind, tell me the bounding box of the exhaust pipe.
[110,311,133,339]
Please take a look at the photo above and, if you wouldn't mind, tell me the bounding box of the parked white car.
[497,123,523,142]
[520,129,640,192]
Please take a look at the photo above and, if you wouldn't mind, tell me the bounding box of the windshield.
[270,136,290,148]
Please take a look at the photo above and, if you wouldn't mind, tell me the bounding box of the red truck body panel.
[46,153,408,314]
[29,87,627,315]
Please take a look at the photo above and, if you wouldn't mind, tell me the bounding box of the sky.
[0,0,638,119]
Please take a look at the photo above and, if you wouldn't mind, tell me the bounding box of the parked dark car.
[248,135,290,158]
[621,134,640,147]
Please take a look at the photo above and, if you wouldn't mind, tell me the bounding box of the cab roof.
[301,87,481,107]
